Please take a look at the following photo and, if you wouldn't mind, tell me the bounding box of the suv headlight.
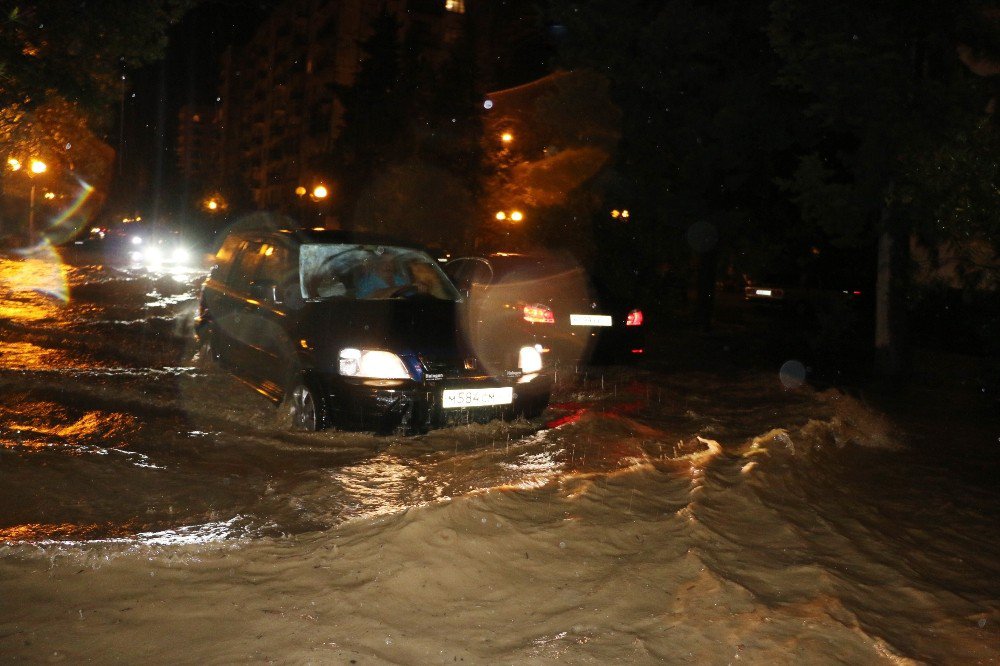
[339,348,411,379]
[519,345,543,374]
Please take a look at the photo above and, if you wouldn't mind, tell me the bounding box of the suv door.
[219,239,268,374]
[242,240,299,397]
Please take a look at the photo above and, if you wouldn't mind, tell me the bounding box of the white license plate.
[755,289,773,296]
[570,314,612,327]
[442,387,513,409]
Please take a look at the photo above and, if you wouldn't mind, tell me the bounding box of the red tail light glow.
[523,304,555,324]
[626,309,644,326]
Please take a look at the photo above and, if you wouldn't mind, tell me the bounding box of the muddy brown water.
[0,249,997,663]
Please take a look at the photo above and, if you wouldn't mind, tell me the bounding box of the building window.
[445,0,465,13]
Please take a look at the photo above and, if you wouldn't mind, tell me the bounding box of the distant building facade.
[176,104,220,191]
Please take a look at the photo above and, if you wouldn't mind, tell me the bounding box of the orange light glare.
[30,160,47,174]
[7,158,21,171]
[495,211,507,221]
[510,211,523,222]
[501,132,513,143]
[312,185,328,199]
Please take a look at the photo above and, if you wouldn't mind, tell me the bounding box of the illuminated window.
[445,0,465,13]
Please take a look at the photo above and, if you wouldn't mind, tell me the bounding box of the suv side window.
[255,242,302,307]
[229,240,267,293]
[211,234,245,282]
[446,258,493,292]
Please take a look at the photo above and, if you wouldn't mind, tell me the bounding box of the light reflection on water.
[0,245,70,304]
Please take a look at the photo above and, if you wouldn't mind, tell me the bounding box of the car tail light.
[626,309,644,326]
[523,304,554,324]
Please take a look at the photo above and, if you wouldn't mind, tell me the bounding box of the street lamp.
[24,159,48,245]
[495,210,524,222]
[311,184,328,201]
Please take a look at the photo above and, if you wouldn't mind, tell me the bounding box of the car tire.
[280,376,330,431]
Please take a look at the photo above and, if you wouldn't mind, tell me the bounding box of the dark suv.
[195,228,551,433]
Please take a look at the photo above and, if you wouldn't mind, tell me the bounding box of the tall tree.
[768,0,999,377]
[332,9,411,230]
[0,1,194,123]
[549,0,799,326]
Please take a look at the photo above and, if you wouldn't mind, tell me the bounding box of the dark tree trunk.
[874,223,911,380]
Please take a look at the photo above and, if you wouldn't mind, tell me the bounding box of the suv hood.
[301,297,524,377]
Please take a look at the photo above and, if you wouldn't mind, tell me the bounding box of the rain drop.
[779,360,806,389]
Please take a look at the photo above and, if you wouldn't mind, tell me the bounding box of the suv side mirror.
[249,279,279,303]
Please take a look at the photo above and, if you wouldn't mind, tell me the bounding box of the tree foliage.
[334,8,486,244]
[549,0,800,313]
[0,1,194,122]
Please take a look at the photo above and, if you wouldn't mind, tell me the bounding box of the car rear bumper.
[535,326,646,365]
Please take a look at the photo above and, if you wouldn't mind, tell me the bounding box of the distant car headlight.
[519,345,543,374]
[338,348,411,379]
[144,246,163,264]
[130,250,144,262]
[131,235,143,245]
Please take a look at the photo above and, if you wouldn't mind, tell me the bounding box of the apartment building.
[176,105,220,186]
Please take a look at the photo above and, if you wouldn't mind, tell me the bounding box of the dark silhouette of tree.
[332,9,411,229]
[549,0,800,328]
[768,0,1000,378]
[0,1,195,124]
[332,7,486,246]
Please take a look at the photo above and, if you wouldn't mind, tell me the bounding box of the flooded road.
[1,248,998,663]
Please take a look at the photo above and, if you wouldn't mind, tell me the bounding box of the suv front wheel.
[281,377,330,431]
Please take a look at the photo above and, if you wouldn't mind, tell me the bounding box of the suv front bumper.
[326,372,553,434]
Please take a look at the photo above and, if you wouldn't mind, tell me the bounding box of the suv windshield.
[300,244,460,301]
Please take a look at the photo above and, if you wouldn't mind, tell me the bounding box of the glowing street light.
[202,194,227,213]
[500,132,513,144]
[496,210,524,222]
[312,184,328,200]
[7,158,51,245]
